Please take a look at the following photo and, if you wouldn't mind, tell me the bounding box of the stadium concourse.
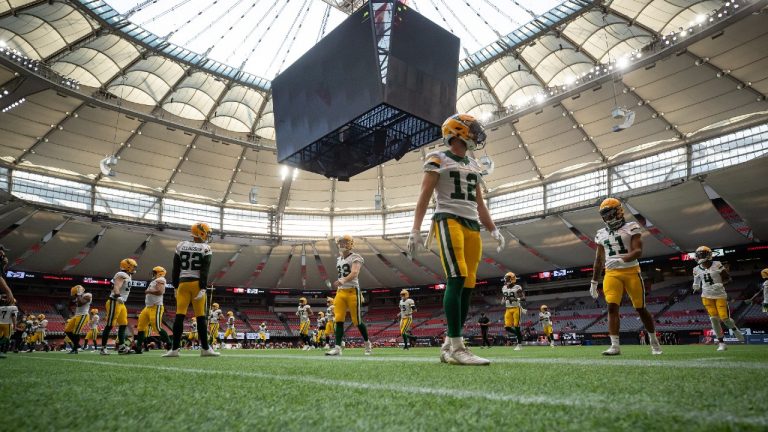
[1,0,768,430]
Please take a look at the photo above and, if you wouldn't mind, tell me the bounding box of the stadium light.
[280,165,290,180]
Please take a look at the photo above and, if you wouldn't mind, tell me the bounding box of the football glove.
[491,229,505,253]
[406,229,423,258]
[692,285,701,293]
[589,280,599,299]
[194,288,206,301]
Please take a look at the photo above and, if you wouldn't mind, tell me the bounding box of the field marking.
[22,355,768,428]
[188,352,768,370]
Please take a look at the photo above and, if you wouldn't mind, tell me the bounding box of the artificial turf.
[1,345,766,431]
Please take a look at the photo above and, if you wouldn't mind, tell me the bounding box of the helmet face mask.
[503,272,516,284]
[299,297,307,306]
[400,289,409,299]
[695,246,713,265]
[599,204,625,231]
[762,268,768,279]
[337,235,354,254]
[151,266,167,279]
[442,114,486,151]
[120,258,137,274]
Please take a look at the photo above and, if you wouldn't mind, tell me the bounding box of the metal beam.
[14,102,88,164]
[0,0,47,19]
[161,136,198,194]
[91,122,149,185]
[686,51,767,102]
[601,6,661,39]
[44,26,105,64]
[316,0,366,14]
[222,146,248,203]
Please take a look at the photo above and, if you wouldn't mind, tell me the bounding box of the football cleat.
[201,347,220,357]
[716,343,727,352]
[364,341,372,356]
[439,339,452,364]
[99,348,109,355]
[514,344,522,351]
[302,345,311,351]
[651,346,663,355]
[325,346,342,356]
[117,345,133,355]
[162,349,179,358]
[449,347,490,366]
[550,342,555,347]
[68,349,78,354]
[602,346,621,356]
[323,344,330,349]
[733,329,745,343]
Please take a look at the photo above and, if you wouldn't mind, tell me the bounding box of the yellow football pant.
[188,331,198,341]
[702,297,730,320]
[400,317,413,334]
[334,288,363,326]
[299,321,310,336]
[0,323,11,339]
[176,280,206,317]
[504,307,522,327]
[324,320,334,335]
[435,218,482,288]
[137,305,164,334]
[316,329,325,343]
[603,266,645,308]
[64,314,89,334]
[85,328,99,340]
[259,332,266,341]
[223,328,236,339]
[542,324,553,337]
[105,299,128,326]
[209,322,220,339]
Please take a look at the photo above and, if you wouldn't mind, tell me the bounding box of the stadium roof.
[0,0,766,219]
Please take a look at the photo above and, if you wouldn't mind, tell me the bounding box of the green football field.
[1,345,766,431]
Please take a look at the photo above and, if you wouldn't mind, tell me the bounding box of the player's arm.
[476,185,496,232]
[78,293,93,305]
[0,277,15,305]
[146,280,166,295]
[692,272,702,292]
[410,171,439,232]
[622,234,643,262]
[200,253,212,288]
[720,267,732,285]
[592,245,605,282]
[172,253,181,288]
[111,275,125,298]
[307,306,313,317]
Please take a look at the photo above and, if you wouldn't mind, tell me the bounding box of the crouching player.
[64,285,91,354]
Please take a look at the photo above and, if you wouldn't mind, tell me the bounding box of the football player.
[326,235,373,356]
[502,272,526,351]
[135,266,171,354]
[188,318,199,348]
[297,298,312,350]
[324,297,334,349]
[258,322,267,347]
[64,285,91,354]
[84,308,100,350]
[208,302,223,347]
[100,258,137,355]
[11,314,26,353]
[590,198,661,356]
[398,289,416,350]
[316,311,326,349]
[407,114,504,366]
[762,268,768,314]
[539,305,554,348]
[0,294,18,358]
[164,222,218,357]
[26,315,37,349]
[0,246,15,306]
[223,311,236,342]
[34,313,48,351]
[692,246,744,351]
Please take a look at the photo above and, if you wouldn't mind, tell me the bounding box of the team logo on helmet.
[441,114,487,150]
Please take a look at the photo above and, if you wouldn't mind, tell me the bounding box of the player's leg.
[461,228,482,328]
[155,306,170,349]
[436,219,466,352]
[115,303,129,352]
[70,315,87,353]
[135,307,151,354]
[327,292,348,356]
[626,270,661,354]
[348,288,371,354]
[167,282,192,355]
[702,297,725,350]
[512,306,523,350]
[191,291,215,355]
[718,298,744,342]
[100,300,115,354]
[602,271,623,355]
[504,308,515,341]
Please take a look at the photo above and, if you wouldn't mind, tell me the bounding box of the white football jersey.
[209,308,223,322]
[259,324,267,333]
[502,284,523,308]
[595,221,642,270]
[90,314,100,329]
[74,295,91,316]
[693,261,727,299]
[37,319,47,332]
[424,151,483,221]
[297,304,311,323]
[336,253,364,289]
[112,271,132,302]
[539,311,552,326]
[0,305,17,324]
[326,305,335,323]
[174,240,212,279]
[317,316,327,328]
[227,316,235,329]
[399,298,416,318]
[145,277,165,306]
[763,280,768,303]
[191,321,197,331]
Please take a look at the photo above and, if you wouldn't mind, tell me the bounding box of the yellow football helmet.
[120,258,138,274]
[318,311,325,318]
[442,113,487,150]
[694,246,713,265]
[227,311,234,316]
[762,268,768,279]
[191,222,212,242]
[599,198,625,231]
[261,322,266,326]
[540,305,548,312]
[152,266,166,278]
[90,308,98,314]
[299,297,307,305]
[503,272,517,284]
[70,285,84,296]
[400,289,409,298]
[337,234,354,253]
[212,303,220,310]
[38,314,45,320]
[326,297,334,305]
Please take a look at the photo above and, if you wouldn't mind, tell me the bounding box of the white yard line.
[24,355,768,428]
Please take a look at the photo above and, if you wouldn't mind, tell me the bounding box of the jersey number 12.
[449,171,477,201]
